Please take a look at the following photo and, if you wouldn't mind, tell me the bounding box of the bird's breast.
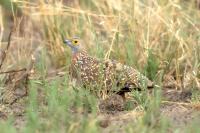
[72,53,79,64]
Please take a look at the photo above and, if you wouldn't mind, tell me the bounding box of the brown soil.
[97,89,200,132]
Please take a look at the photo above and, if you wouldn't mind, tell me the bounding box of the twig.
[0,68,26,74]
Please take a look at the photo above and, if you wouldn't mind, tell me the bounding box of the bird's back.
[69,51,153,94]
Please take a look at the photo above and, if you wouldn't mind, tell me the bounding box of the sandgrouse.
[64,37,153,97]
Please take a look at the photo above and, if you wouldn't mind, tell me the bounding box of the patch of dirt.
[97,89,200,132]
[97,110,143,132]
[160,102,200,128]
[0,99,26,130]
[162,88,192,102]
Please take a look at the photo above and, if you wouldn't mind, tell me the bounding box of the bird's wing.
[102,59,153,90]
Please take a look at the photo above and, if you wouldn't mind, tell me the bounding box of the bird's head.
[63,37,81,53]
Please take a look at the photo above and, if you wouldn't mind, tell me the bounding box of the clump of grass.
[21,75,99,133]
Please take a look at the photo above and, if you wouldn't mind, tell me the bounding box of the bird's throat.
[72,47,79,54]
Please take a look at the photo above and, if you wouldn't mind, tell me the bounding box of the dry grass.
[0,0,198,89]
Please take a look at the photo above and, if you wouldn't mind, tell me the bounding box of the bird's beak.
[63,39,70,44]
[63,39,74,49]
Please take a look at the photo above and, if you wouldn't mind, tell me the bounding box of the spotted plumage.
[64,37,154,97]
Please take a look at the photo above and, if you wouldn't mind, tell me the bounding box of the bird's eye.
[72,40,78,45]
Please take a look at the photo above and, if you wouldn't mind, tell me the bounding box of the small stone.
[98,118,110,128]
